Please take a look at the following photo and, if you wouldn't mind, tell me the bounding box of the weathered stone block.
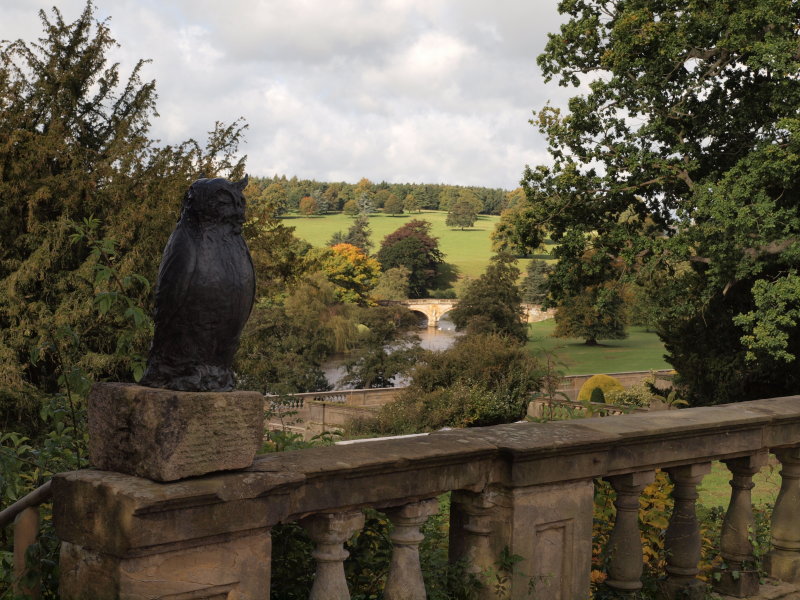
[59,530,270,600]
[89,382,264,482]
[498,479,594,600]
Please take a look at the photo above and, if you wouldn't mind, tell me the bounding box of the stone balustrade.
[53,395,800,599]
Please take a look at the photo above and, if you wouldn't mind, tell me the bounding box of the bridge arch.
[377,300,555,328]
[384,299,457,328]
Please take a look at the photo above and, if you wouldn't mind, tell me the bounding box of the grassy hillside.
[282,210,505,279]
[527,320,670,375]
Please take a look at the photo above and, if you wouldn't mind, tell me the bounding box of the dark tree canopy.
[449,253,528,343]
[446,200,478,230]
[521,260,551,305]
[376,219,444,298]
[514,0,800,405]
[553,284,627,346]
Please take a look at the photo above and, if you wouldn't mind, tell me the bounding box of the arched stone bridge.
[380,299,554,328]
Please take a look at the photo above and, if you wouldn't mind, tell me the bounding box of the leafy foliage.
[310,244,382,305]
[298,196,319,215]
[513,0,800,404]
[376,220,445,298]
[0,3,248,418]
[1,220,151,597]
[520,260,551,305]
[446,200,478,230]
[383,193,404,216]
[350,333,544,435]
[328,214,373,255]
[553,284,628,346]
[371,267,411,301]
[449,253,527,343]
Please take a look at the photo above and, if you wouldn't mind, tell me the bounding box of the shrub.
[604,382,656,408]
[577,374,624,402]
[348,333,545,436]
[589,386,606,404]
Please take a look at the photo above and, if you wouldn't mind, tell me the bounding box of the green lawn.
[523,319,780,508]
[527,319,671,375]
[698,460,780,509]
[282,210,508,279]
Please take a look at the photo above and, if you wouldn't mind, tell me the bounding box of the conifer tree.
[0,3,248,407]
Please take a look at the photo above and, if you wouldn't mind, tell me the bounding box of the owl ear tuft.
[234,174,249,191]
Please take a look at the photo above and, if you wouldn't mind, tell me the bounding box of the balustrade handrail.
[0,480,52,529]
[55,396,800,537]
[52,395,800,599]
[266,386,397,400]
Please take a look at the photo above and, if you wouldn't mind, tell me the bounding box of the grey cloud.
[1,0,570,188]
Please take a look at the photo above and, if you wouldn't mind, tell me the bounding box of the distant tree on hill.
[343,199,358,216]
[450,253,527,342]
[328,214,373,254]
[404,193,422,213]
[437,187,460,211]
[383,193,404,216]
[299,196,319,215]
[261,182,288,216]
[311,243,381,305]
[374,189,391,209]
[554,284,627,346]
[371,266,411,301]
[521,260,552,304]
[356,192,375,215]
[446,200,478,230]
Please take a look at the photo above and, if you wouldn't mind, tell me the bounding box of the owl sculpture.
[139,176,255,392]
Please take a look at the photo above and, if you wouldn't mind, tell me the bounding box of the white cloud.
[0,0,570,188]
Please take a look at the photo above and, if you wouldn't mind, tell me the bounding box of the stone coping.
[53,396,800,557]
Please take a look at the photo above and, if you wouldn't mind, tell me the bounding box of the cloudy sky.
[3,1,570,189]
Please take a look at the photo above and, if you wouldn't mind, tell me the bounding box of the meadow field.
[282,210,511,279]
[527,319,670,375]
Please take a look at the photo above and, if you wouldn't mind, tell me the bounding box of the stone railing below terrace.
[54,396,800,599]
[267,387,401,439]
[527,396,650,420]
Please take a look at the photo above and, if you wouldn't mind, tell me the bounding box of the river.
[321,317,460,389]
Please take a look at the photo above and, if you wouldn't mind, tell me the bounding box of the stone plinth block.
[89,382,264,482]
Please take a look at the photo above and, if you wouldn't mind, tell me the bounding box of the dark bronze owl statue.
[140,176,255,392]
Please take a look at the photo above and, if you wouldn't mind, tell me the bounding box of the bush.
[576,374,624,402]
[349,333,545,436]
[589,386,606,404]
[604,382,657,408]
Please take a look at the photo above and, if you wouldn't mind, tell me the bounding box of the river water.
[322,317,459,389]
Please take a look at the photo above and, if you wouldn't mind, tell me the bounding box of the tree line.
[245,174,519,217]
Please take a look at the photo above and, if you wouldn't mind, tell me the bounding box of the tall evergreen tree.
[0,4,248,410]
[450,253,527,342]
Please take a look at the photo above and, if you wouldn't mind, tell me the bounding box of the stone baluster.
[301,511,365,600]
[660,463,711,600]
[712,452,767,597]
[13,506,40,599]
[384,498,439,600]
[604,471,655,597]
[449,489,503,587]
[449,490,504,600]
[764,447,800,583]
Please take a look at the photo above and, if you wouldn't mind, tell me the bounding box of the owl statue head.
[181,175,249,231]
